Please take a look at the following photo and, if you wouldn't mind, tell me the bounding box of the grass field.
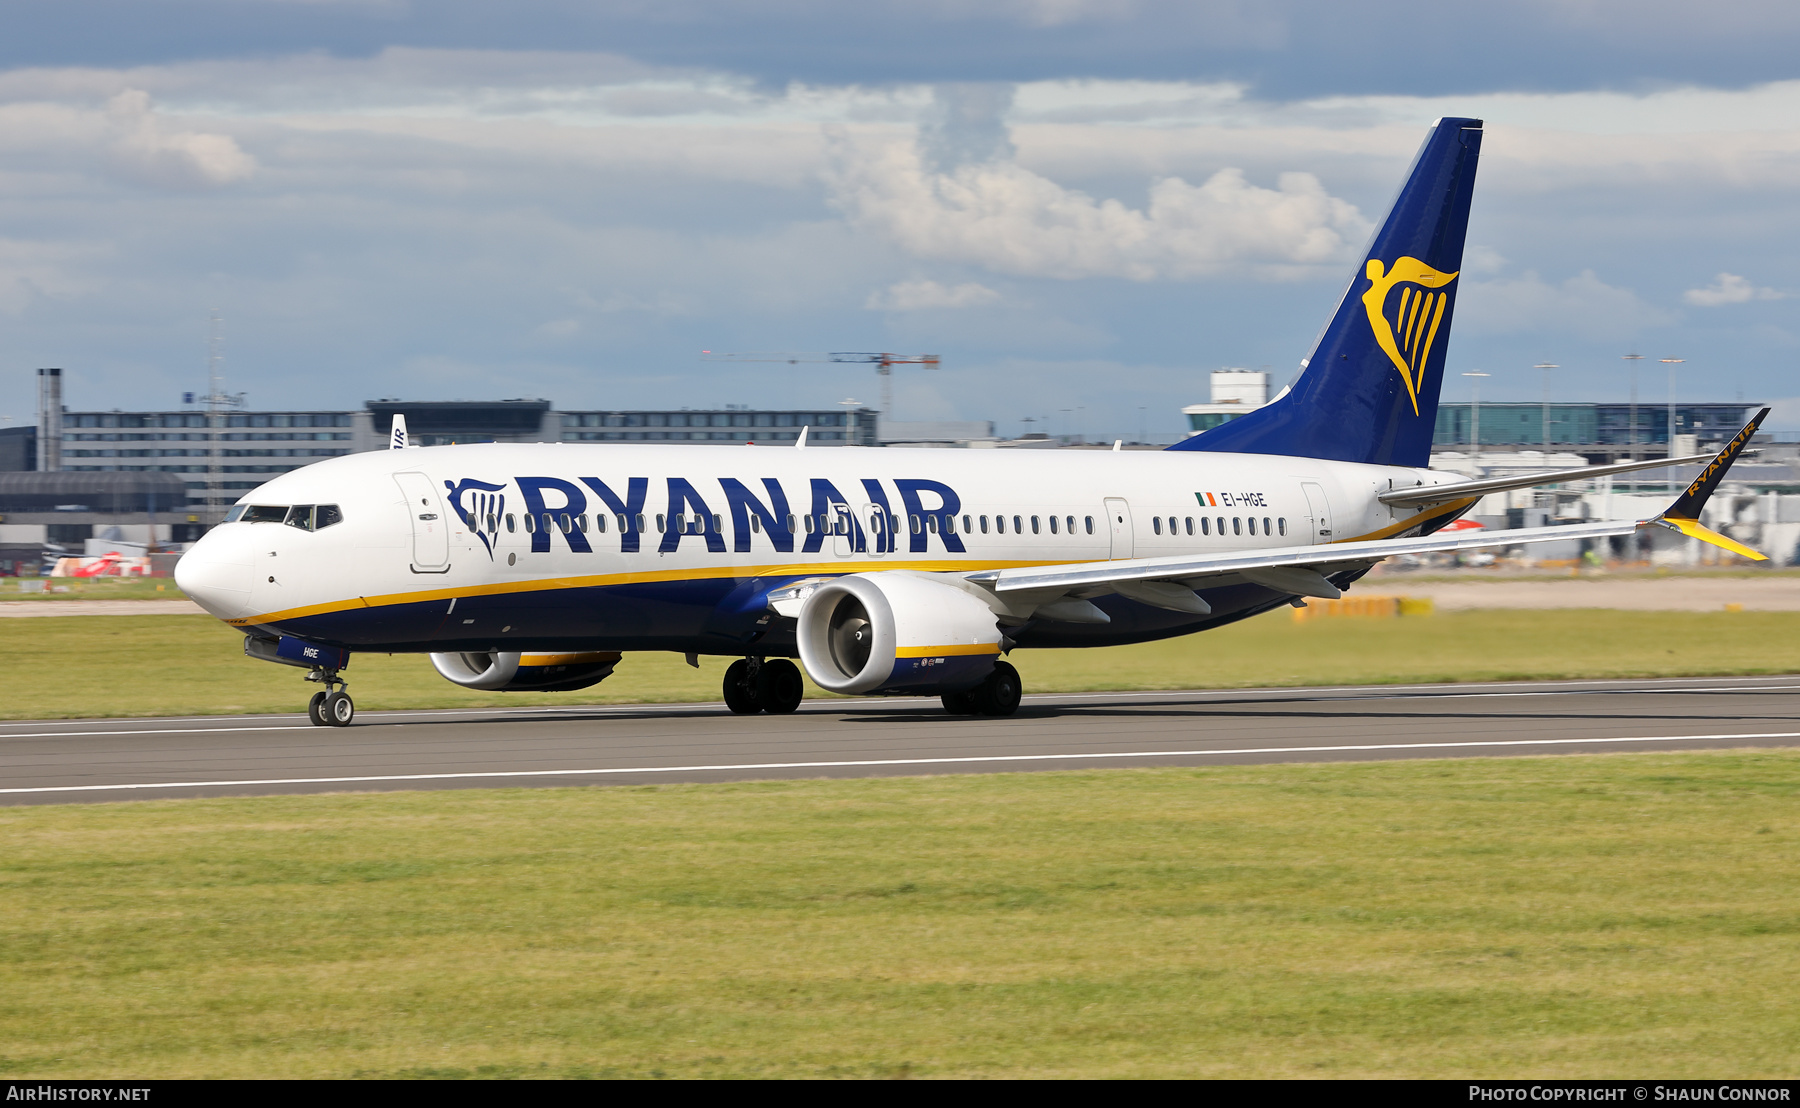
[2,753,1797,1078]
[3,608,1799,720]
[0,578,184,601]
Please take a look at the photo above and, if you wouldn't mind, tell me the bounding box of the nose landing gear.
[723,656,804,716]
[305,668,354,727]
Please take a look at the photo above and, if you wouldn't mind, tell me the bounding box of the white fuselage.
[175,442,1460,654]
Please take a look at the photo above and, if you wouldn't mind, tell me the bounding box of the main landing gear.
[305,668,354,727]
[723,657,805,716]
[941,660,1022,718]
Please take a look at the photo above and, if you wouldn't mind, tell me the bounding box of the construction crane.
[700,351,940,418]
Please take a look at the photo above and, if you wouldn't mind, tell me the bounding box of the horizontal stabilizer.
[1381,451,1716,508]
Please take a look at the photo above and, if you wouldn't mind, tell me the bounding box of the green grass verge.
[4,609,1800,720]
[0,578,185,601]
[2,754,1798,1077]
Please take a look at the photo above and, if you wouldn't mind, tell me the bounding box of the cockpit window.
[281,505,345,532]
[240,505,287,524]
[224,505,247,523]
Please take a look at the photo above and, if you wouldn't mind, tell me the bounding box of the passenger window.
[1013,515,1022,533]
[714,513,723,533]
[910,515,922,534]
[927,515,939,534]
[962,514,972,533]
[996,515,1005,534]
[1153,517,1162,535]
[1216,517,1225,534]
[1049,516,1059,534]
[980,515,989,534]
[525,514,537,534]
[1030,515,1040,534]
[656,513,666,532]
[750,515,761,534]
[786,513,797,533]
[486,514,497,533]
[634,513,645,533]
[224,505,247,523]
[1201,518,1211,535]
[1066,515,1075,534]
[577,514,588,533]
[1185,517,1193,536]
[505,514,516,532]
[1278,518,1286,537]
[595,514,607,534]
[315,505,343,530]
[1263,517,1272,536]
[1232,517,1241,536]
[559,513,572,534]
[241,505,286,524]
[1085,516,1094,534]
[1246,517,1256,536]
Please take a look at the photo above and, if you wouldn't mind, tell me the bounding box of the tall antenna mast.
[200,311,244,525]
[207,312,223,523]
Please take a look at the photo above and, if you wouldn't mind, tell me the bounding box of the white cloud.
[1683,272,1785,307]
[1459,270,1675,339]
[866,279,1001,310]
[104,90,257,188]
[830,141,1368,281]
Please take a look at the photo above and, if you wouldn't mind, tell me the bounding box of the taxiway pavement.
[3,676,1798,805]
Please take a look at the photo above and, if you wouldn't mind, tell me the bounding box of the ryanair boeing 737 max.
[174,118,1766,727]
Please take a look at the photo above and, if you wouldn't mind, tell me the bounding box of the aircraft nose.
[175,525,254,619]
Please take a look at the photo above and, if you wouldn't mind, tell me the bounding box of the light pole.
[1622,353,1644,464]
[1534,362,1559,448]
[1661,358,1685,494]
[1462,371,1490,461]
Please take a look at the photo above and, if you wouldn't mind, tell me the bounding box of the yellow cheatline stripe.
[1332,497,1477,545]
[235,557,1084,628]
[520,652,621,667]
[895,643,1002,658]
[1662,516,1767,562]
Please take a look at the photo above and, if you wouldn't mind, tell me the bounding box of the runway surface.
[4,676,1800,805]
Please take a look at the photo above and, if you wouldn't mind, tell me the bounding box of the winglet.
[1654,406,1770,561]
[390,413,409,450]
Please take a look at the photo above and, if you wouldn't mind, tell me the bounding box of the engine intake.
[430,650,621,692]
[796,571,1002,695]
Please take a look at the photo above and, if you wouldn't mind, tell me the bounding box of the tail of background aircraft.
[1172,117,1483,467]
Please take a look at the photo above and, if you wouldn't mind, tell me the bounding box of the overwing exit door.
[1104,497,1133,559]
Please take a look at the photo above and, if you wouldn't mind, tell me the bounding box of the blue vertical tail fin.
[1171,117,1483,467]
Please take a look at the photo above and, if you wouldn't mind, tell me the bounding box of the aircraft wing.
[1379,451,1717,508]
[969,408,1770,603]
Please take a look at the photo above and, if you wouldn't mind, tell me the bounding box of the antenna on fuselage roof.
[389,414,409,450]
[796,425,809,449]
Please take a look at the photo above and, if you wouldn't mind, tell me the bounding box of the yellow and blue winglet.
[1653,406,1770,561]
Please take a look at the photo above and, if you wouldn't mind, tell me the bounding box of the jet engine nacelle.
[430,650,621,692]
[796,571,1003,696]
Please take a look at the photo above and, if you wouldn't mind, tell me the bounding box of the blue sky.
[1,1,1797,440]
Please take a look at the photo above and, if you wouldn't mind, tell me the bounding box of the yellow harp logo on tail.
[1361,256,1459,415]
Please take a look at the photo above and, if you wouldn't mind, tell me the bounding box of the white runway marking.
[6,730,1798,796]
